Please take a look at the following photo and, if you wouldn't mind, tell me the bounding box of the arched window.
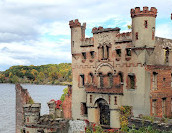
[99,73,104,88]
[118,72,123,83]
[89,73,94,84]
[80,74,85,87]
[108,73,113,88]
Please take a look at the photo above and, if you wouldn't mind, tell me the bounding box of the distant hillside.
[0,63,72,85]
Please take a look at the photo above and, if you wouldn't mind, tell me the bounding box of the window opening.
[128,74,135,89]
[82,52,86,59]
[144,20,148,28]
[116,49,121,57]
[90,51,95,59]
[135,32,138,40]
[126,48,131,56]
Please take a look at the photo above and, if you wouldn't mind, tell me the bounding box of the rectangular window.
[153,72,158,90]
[162,98,166,116]
[82,52,86,59]
[90,51,95,59]
[126,48,131,56]
[116,49,121,57]
[135,32,138,40]
[152,99,156,115]
[81,103,88,115]
[90,95,92,103]
[144,20,148,28]
[80,74,85,86]
[128,74,135,89]
[114,96,117,105]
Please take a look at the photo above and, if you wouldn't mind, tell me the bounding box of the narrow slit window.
[108,73,113,88]
[114,96,117,105]
[89,73,94,83]
[144,20,148,28]
[153,72,158,90]
[72,41,74,47]
[90,95,92,103]
[162,98,166,116]
[135,32,138,40]
[82,52,86,59]
[119,72,123,83]
[99,73,104,88]
[80,74,85,86]
[152,99,157,115]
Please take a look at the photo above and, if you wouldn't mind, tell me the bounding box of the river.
[0,84,66,133]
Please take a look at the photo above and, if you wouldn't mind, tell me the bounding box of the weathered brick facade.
[62,85,72,119]
[70,6,172,128]
[15,84,32,133]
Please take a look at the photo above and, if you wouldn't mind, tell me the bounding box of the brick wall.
[146,65,172,118]
[15,84,32,133]
[62,85,72,119]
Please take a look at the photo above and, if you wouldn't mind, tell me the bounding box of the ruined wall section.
[16,84,33,133]
[62,85,72,119]
[148,37,172,66]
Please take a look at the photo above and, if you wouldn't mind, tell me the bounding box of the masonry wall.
[62,85,72,119]
[16,84,32,133]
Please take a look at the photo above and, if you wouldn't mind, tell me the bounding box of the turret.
[69,19,86,54]
[23,103,41,125]
[131,7,157,47]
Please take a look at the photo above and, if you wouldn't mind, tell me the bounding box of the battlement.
[130,7,157,18]
[92,26,120,34]
[69,19,81,28]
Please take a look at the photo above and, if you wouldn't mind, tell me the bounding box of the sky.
[0,0,172,71]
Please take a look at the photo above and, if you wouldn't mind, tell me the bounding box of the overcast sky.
[0,0,172,71]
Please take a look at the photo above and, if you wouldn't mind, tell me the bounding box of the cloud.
[0,0,171,70]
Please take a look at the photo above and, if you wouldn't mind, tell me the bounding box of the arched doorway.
[95,98,110,126]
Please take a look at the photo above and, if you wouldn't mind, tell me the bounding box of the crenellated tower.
[69,19,86,54]
[131,7,157,48]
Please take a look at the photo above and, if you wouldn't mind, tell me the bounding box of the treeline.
[0,63,72,85]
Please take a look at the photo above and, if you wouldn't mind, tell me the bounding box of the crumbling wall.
[62,85,72,119]
[15,84,33,133]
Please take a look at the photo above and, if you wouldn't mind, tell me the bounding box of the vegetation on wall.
[60,87,69,103]
[0,63,72,85]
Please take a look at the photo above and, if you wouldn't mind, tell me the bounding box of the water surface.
[0,84,66,133]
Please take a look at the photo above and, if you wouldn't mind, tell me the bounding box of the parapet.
[69,19,85,28]
[92,26,120,34]
[130,7,157,18]
[116,32,132,43]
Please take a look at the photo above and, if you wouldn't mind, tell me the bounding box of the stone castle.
[70,6,172,129]
[17,6,172,133]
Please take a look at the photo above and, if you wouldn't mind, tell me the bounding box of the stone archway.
[95,98,110,126]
